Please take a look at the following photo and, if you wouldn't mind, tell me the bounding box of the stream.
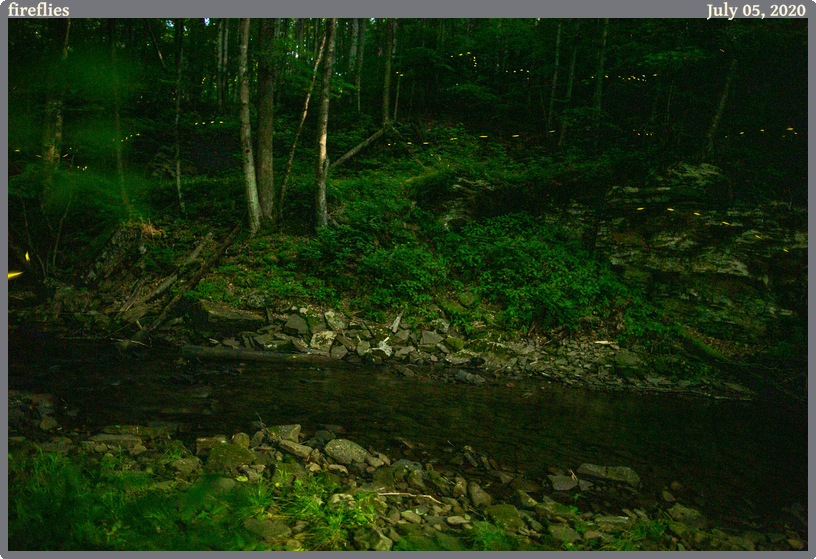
[8,332,807,530]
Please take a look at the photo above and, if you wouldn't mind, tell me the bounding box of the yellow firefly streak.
[8,271,23,279]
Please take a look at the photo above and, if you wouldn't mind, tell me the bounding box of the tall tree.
[546,20,562,136]
[280,30,327,222]
[593,18,609,147]
[558,20,580,146]
[314,18,337,230]
[355,18,367,115]
[41,19,70,174]
[216,18,229,111]
[382,18,395,128]
[238,18,261,235]
[703,57,738,160]
[173,18,185,213]
[110,19,131,212]
[257,18,276,222]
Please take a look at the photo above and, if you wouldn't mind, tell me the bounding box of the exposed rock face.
[539,164,807,344]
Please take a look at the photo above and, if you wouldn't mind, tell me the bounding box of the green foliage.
[445,213,631,330]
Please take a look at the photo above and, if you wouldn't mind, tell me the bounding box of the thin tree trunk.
[546,20,562,137]
[279,31,327,222]
[109,19,131,212]
[216,18,224,110]
[558,20,580,147]
[382,19,395,128]
[238,18,261,235]
[41,19,70,177]
[704,58,737,159]
[173,19,185,213]
[314,18,337,230]
[145,19,168,73]
[355,18,366,116]
[257,18,276,222]
[348,18,359,73]
[593,18,609,147]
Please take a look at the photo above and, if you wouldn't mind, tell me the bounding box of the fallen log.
[181,344,351,367]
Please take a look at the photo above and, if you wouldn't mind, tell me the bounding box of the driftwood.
[130,225,240,345]
[181,345,348,367]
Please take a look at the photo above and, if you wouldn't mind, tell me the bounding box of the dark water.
[8,335,807,527]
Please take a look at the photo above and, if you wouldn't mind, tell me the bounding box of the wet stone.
[549,475,578,491]
[548,523,582,543]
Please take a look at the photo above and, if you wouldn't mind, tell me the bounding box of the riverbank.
[8,385,808,551]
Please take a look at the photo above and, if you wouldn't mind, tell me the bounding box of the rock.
[283,314,310,336]
[468,481,492,508]
[330,344,348,360]
[534,500,577,521]
[278,440,314,459]
[667,503,707,529]
[324,438,369,465]
[324,310,348,332]
[356,340,371,357]
[516,489,537,508]
[266,424,301,443]
[243,517,292,543]
[433,532,466,551]
[662,489,676,502]
[231,432,250,447]
[170,456,202,476]
[205,443,256,474]
[335,333,357,350]
[90,433,143,449]
[407,468,426,490]
[419,331,444,349]
[372,467,395,489]
[485,504,525,530]
[39,416,59,430]
[192,300,266,334]
[605,466,641,487]
[452,477,467,498]
[271,461,307,486]
[576,463,607,478]
[310,330,337,351]
[548,524,582,543]
[429,318,450,334]
[595,515,632,531]
[548,475,578,491]
[444,337,464,351]
[401,510,422,524]
[446,515,468,526]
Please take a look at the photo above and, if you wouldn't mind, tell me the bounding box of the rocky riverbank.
[174,300,758,401]
[9,389,807,551]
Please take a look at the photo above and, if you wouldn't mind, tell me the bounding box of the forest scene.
[7,18,808,551]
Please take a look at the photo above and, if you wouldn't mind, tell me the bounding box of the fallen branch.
[376,492,443,505]
[130,225,240,344]
[329,126,387,172]
[181,345,349,367]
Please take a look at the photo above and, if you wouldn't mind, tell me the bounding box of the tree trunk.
[257,18,276,222]
[348,18,359,74]
[546,20,562,137]
[314,18,337,231]
[593,18,609,147]
[558,20,580,146]
[145,19,168,73]
[355,18,367,116]
[238,18,261,235]
[382,19,395,128]
[279,30,327,222]
[41,19,70,177]
[108,19,131,212]
[216,18,225,110]
[704,58,737,160]
[173,18,185,213]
